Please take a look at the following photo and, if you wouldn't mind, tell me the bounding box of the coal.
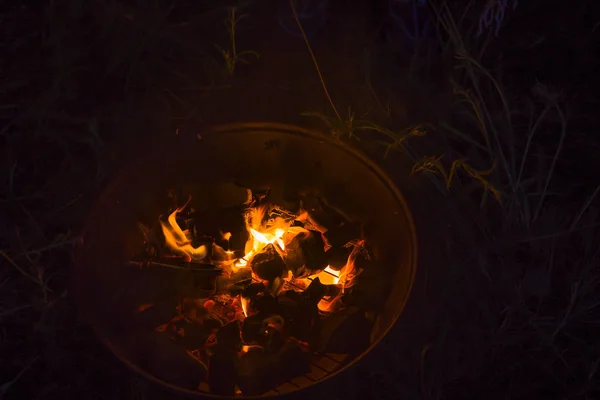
[216,268,253,294]
[323,222,362,249]
[303,277,327,304]
[236,348,272,395]
[208,349,237,396]
[325,246,351,270]
[168,317,213,350]
[249,243,288,282]
[252,293,280,315]
[134,300,178,330]
[284,230,328,278]
[242,282,266,299]
[315,306,372,355]
[300,195,348,230]
[241,314,268,345]
[194,205,248,251]
[276,292,319,342]
[136,330,207,390]
[216,320,242,351]
[237,342,310,396]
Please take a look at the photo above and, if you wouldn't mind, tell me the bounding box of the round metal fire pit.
[76,122,417,398]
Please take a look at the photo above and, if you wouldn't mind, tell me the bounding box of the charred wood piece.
[249,244,288,282]
[284,230,328,278]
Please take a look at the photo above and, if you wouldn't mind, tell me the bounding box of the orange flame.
[160,202,207,262]
[317,240,364,312]
[233,204,308,268]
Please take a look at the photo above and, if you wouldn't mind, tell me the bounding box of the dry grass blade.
[289,0,340,121]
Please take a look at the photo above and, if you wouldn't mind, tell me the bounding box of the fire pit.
[76,122,416,397]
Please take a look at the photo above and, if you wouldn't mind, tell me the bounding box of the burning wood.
[127,188,376,394]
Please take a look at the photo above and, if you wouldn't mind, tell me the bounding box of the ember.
[129,188,374,395]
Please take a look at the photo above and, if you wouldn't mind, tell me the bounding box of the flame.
[240,296,250,317]
[317,240,364,313]
[160,202,207,262]
[234,205,307,268]
[315,266,340,285]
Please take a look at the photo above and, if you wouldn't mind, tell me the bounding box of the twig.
[569,183,600,232]
[289,0,340,121]
[0,250,40,285]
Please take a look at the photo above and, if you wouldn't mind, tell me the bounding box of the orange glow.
[317,240,365,313]
[233,204,308,268]
[160,200,207,262]
[240,296,250,317]
[315,266,340,285]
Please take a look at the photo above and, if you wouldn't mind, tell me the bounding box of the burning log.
[249,243,288,282]
[237,342,310,396]
[284,230,328,278]
[314,306,372,355]
[136,330,208,390]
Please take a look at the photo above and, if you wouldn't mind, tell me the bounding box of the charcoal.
[134,300,178,330]
[216,269,253,294]
[303,277,327,304]
[237,348,272,395]
[264,325,285,353]
[326,246,351,270]
[242,282,266,299]
[136,331,207,390]
[252,293,280,315]
[280,296,319,342]
[315,306,372,354]
[284,230,328,278]
[216,320,242,351]
[300,195,347,229]
[194,205,248,251]
[208,349,238,396]
[345,258,392,311]
[237,342,310,396]
[275,341,310,381]
[249,243,288,282]
[168,317,213,350]
[241,314,268,345]
[323,223,362,249]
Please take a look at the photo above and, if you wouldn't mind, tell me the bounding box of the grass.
[1,0,599,399]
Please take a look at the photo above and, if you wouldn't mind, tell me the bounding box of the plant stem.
[289,0,341,121]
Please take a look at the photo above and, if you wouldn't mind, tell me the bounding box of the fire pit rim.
[80,121,418,399]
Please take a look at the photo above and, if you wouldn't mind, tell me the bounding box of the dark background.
[1,0,599,399]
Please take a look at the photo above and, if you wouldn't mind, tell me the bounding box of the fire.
[317,240,364,312]
[160,201,207,262]
[237,205,307,267]
[315,266,340,285]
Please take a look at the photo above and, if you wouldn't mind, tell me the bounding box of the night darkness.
[1,0,600,399]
